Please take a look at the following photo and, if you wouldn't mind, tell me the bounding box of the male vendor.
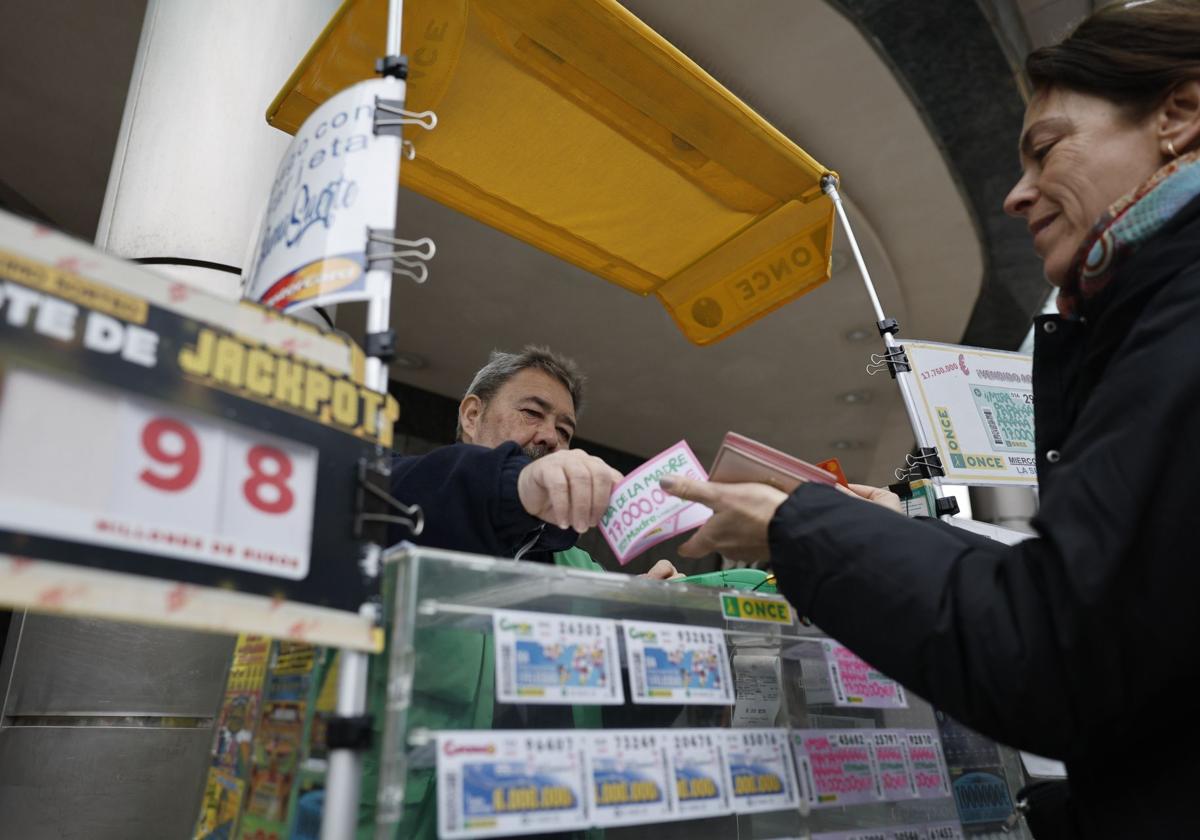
[387,344,680,577]
[357,346,676,839]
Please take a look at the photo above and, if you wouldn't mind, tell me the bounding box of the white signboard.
[0,369,316,579]
[904,341,1036,486]
[245,77,403,314]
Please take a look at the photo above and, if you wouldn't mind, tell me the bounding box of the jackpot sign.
[0,211,398,649]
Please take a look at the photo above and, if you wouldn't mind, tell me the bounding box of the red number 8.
[243,445,294,515]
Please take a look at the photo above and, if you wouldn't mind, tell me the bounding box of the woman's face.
[1004,88,1165,286]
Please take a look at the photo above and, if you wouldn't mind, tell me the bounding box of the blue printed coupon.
[723,728,804,815]
[585,730,675,827]
[623,620,734,705]
[436,730,588,839]
[492,609,624,705]
[669,728,733,818]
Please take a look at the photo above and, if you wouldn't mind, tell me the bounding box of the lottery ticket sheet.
[623,619,734,705]
[585,730,675,827]
[723,728,804,815]
[492,609,624,705]
[792,729,884,809]
[669,728,733,818]
[436,730,589,839]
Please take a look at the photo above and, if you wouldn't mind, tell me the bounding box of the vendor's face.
[461,368,576,458]
[1004,87,1163,287]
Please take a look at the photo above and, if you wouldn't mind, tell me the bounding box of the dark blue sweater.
[387,441,577,560]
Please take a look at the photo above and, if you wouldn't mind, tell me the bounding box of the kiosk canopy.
[269,0,837,344]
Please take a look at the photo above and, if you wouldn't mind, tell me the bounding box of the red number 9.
[139,417,200,491]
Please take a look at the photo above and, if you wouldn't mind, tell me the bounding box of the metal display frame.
[821,177,960,517]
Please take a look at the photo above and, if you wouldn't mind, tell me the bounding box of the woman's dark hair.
[1027,0,1200,120]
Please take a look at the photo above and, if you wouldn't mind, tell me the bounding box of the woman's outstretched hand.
[659,476,788,563]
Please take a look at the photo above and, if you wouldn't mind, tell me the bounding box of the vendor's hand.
[660,476,788,563]
[641,558,686,581]
[517,449,624,533]
[838,482,903,514]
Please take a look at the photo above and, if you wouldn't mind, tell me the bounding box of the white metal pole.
[322,2,404,837]
[822,178,950,509]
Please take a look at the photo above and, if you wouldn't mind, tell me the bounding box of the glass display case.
[374,547,1031,839]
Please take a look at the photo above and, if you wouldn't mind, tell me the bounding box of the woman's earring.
[1167,140,1179,159]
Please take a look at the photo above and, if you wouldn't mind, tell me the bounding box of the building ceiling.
[0,0,1056,484]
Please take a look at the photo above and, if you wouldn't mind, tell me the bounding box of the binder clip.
[367,230,436,285]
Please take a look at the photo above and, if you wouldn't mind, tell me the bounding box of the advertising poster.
[623,619,733,705]
[436,731,589,839]
[792,729,883,809]
[245,78,403,314]
[668,729,732,818]
[492,610,624,705]
[723,728,802,814]
[585,730,675,827]
[904,341,1036,486]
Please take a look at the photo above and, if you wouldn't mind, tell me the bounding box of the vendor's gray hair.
[455,345,586,441]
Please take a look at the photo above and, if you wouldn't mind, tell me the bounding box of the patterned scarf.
[1058,149,1200,319]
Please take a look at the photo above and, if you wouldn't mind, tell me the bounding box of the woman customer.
[663,1,1200,836]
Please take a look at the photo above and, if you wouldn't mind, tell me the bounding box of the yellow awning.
[269,0,836,344]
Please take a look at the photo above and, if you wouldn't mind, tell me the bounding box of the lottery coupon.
[599,440,712,564]
[873,730,918,800]
[585,730,675,827]
[792,729,883,809]
[906,731,952,799]
[436,730,588,839]
[623,620,734,705]
[822,640,908,709]
[493,610,624,705]
[723,728,803,814]
[668,728,733,818]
